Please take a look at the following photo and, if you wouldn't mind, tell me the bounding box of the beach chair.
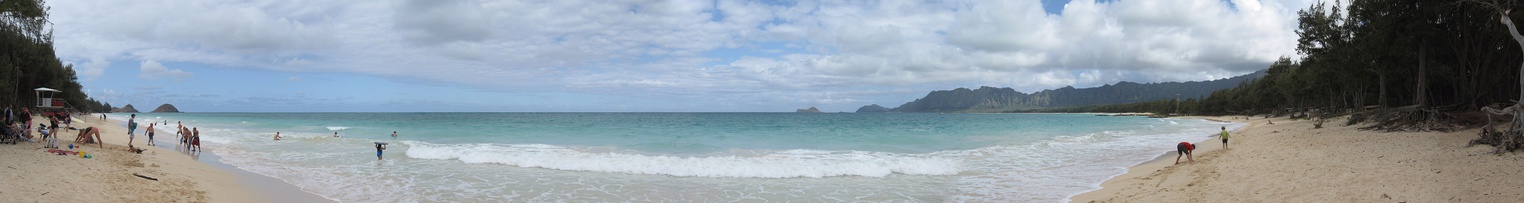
[0,123,19,144]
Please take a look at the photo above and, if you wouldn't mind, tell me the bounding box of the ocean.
[111,112,1239,202]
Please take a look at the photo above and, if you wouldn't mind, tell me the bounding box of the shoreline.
[110,115,336,203]
[1065,115,1249,202]
[1071,115,1524,202]
[0,114,329,202]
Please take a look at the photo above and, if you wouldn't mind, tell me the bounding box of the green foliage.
[1,0,102,113]
[1059,1,1524,116]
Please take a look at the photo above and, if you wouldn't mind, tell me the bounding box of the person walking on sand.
[127,114,138,148]
[1175,142,1195,164]
[146,123,157,146]
[62,113,72,130]
[1220,126,1230,150]
[191,127,201,152]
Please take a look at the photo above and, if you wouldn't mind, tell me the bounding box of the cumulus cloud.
[138,60,193,81]
[51,0,1314,109]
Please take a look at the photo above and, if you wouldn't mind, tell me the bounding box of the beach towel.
[46,149,78,155]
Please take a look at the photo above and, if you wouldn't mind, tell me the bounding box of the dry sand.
[0,115,265,202]
[1073,115,1524,202]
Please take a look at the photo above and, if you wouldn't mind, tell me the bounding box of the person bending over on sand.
[41,124,58,148]
[1175,142,1195,164]
[75,127,103,148]
[1220,126,1230,150]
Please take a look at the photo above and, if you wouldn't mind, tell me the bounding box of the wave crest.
[403,141,961,178]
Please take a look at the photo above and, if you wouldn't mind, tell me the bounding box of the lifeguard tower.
[33,87,71,116]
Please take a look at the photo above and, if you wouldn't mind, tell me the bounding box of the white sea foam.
[326,126,350,131]
[404,141,962,178]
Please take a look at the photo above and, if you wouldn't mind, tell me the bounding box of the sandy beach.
[1073,115,1524,202]
[0,115,269,202]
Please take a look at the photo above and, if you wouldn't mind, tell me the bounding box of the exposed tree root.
[1470,127,1524,154]
[1351,106,1477,132]
[1474,103,1524,154]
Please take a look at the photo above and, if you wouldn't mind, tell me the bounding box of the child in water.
[375,143,386,160]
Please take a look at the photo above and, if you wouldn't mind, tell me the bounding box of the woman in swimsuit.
[75,127,102,148]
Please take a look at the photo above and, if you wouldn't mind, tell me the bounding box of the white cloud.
[138,60,193,81]
[73,57,110,81]
[287,76,303,81]
[52,0,1315,110]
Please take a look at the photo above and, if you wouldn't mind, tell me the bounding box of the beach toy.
[69,144,74,149]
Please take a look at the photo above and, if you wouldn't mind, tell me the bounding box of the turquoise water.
[114,113,1238,202]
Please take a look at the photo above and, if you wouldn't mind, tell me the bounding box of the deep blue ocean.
[113,112,1238,202]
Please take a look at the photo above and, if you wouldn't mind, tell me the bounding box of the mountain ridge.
[861,70,1268,113]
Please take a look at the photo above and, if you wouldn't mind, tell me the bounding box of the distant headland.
[110,103,182,113]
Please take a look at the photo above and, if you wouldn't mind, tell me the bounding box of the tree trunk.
[1416,42,1428,107]
[1476,11,1524,153]
[1379,71,1388,108]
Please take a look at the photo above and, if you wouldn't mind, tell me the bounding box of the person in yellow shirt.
[1220,126,1230,149]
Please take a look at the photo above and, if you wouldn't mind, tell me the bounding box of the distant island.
[152,104,181,113]
[111,104,139,113]
[796,107,822,113]
[858,70,1266,113]
[855,104,891,113]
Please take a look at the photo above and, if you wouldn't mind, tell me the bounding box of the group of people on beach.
[1,108,213,156]
[123,114,201,154]
[2,105,109,150]
[1176,126,1231,164]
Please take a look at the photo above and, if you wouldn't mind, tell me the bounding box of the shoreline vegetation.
[1078,1,1524,201]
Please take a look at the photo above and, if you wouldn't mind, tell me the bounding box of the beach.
[0,115,294,202]
[1073,115,1524,202]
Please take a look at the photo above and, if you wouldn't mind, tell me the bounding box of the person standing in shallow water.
[392,131,397,139]
[376,143,386,160]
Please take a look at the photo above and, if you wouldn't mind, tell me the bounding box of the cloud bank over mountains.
[51,0,1312,111]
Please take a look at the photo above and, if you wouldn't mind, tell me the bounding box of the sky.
[50,0,1317,112]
